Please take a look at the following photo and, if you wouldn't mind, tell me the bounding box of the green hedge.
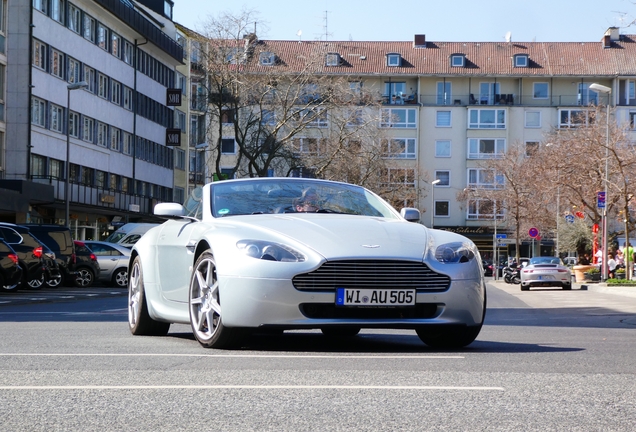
[606,279,636,286]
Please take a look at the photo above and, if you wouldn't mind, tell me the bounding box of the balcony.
[415,93,612,107]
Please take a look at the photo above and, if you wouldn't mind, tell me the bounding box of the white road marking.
[0,353,463,359]
[0,384,504,391]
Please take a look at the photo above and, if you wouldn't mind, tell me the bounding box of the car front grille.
[292,260,451,292]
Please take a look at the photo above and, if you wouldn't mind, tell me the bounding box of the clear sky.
[173,0,635,43]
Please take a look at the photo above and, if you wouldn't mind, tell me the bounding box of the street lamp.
[430,179,441,228]
[65,81,89,229]
[590,82,611,281]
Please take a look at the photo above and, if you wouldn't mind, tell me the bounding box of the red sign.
[528,227,539,238]
[575,211,585,219]
[592,223,599,234]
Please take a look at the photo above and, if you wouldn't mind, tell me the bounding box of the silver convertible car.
[128,178,486,349]
[519,256,572,291]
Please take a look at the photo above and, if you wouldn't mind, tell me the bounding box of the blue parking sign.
[597,191,606,209]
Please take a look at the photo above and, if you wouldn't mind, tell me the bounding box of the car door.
[156,219,204,303]
[87,243,121,280]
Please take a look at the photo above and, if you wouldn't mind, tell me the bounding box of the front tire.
[26,273,45,289]
[46,274,62,288]
[128,256,170,336]
[188,251,246,349]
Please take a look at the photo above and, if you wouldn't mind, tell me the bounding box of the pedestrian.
[607,253,617,279]
[615,249,625,269]
[578,254,590,265]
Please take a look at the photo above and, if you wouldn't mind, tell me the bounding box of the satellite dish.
[505,31,512,42]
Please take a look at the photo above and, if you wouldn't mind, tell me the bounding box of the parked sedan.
[73,241,100,288]
[83,241,130,288]
[520,256,572,291]
[0,239,23,291]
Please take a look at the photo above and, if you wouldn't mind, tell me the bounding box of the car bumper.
[521,277,570,287]
[218,276,485,329]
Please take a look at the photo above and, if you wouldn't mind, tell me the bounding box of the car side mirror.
[400,208,421,223]
[154,202,186,218]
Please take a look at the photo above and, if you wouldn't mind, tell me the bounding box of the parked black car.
[23,224,76,287]
[0,239,23,291]
[0,223,60,289]
[73,240,100,288]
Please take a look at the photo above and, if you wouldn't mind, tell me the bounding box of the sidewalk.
[489,277,636,298]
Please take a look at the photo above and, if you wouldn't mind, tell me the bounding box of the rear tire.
[74,268,95,287]
[562,284,572,290]
[46,274,62,288]
[26,273,44,290]
[112,268,128,288]
[128,256,170,336]
[520,285,530,291]
[188,251,246,349]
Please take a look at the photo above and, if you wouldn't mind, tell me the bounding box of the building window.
[82,117,95,143]
[81,167,94,186]
[33,0,47,14]
[123,40,133,65]
[479,82,500,105]
[174,109,186,129]
[95,170,106,189]
[525,111,541,128]
[435,201,450,217]
[514,55,529,67]
[437,82,451,105]
[435,140,451,157]
[436,110,451,127]
[383,168,415,187]
[259,52,276,66]
[261,109,276,126]
[97,23,108,50]
[83,14,95,42]
[50,104,64,133]
[221,138,235,154]
[450,55,465,67]
[68,3,80,33]
[384,82,406,105]
[175,149,185,170]
[98,73,108,99]
[123,86,133,110]
[31,97,46,127]
[111,32,121,58]
[559,109,590,128]
[381,138,416,159]
[67,57,80,84]
[50,49,64,78]
[123,132,133,155]
[628,81,636,101]
[110,127,121,151]
[291,137,326,156]
[31,154,46,177]
[434,170,450,186]
[326,53,340,66]
[51,0,64,24]
[380,108,417,128]
[111,80,121,105]
[96,122,108,147]
[468,199,503,220]
[50,159,63,179]
[533,82,549,99]
[468,138,505,159]
[306,108,328,128]
[69,111,79,138]
[386,53,401,67]
[32,39,47,70]
[629,112,636,129]
[84,65,96,93]
[468,168,503,188]
[525,141,539,156]
[468,109,506,129]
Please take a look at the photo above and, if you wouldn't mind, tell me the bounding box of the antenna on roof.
[505,31,512,43]
[297,30,302,43]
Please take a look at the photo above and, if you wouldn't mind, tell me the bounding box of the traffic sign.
[597,191,606,209]
[528,227,539,238]
[497,238,516,244]
[565,214,575,223]
[495,233,507,239]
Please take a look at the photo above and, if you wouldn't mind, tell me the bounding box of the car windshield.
[210,179,399,219]
[529,257,562,265]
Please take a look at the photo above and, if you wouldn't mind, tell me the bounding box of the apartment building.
[207,28,636,256]
[0,0,182,240]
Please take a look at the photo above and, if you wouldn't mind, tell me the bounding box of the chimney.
[414,34,426,48]
[602,27,619,48]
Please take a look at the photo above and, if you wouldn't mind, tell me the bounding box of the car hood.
[220,214,430,260]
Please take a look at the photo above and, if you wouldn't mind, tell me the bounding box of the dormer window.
[450,54,465,67]
[259,52,276,66]
[514,54,529,67]
[326,53,340,66]
[387,53,401,67]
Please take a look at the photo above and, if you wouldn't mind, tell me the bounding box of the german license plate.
[336,288,416,306]
[537,275,554,280]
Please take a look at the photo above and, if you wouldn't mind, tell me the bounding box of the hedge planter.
[584,271,601,282]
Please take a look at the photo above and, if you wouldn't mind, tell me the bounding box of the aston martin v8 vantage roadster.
[128,178,486,349]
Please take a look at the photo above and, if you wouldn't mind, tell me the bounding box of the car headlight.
[435,242,476,263]
[236,240,306,262]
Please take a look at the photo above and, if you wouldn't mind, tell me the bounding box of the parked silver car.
[520,256,572,291]
[83,241,131,288]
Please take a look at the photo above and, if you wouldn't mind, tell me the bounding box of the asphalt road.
[0,281,635,431]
